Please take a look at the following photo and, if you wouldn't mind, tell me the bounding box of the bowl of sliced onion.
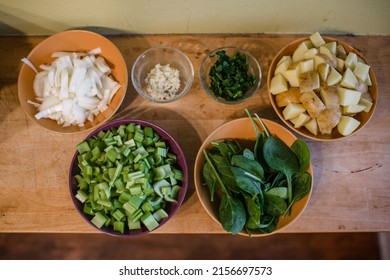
[18,29,128,134]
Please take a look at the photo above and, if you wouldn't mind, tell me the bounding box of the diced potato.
[319,46,337,64]
[275,87,301,107]
[344,52,358,70]
[336,44,347,60]
[338,87,363,106]
[269,73,288,95]
[304,118,318,136]
[300,59,314,73]
[323,41,337,54]
[365,73,372,86]
[317,109,341,135]
[340,67,358,89]
[275,58,292,76]
[317,63,330,82]
[277,55,292,67]
[299,91,326,118]
[355,81,368,93]
[341,104,366,114]
[314,55,327,70]
[303,48,319,60]
[361,91,373,102]
[284,63,301,87]
[353,62,370,82]
[309,32,326,47]
[337,116,361,136]
[326,67,342,86]
[303,40,314,49]
[282,103,306,120]
[293,42,309,62]
[359,97,373,113]
[320,87,340,109]
[290,112,311,128]
[336,58,345,73]
[299,71,320,92]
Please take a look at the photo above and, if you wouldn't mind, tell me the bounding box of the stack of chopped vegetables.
[73,122,184,234]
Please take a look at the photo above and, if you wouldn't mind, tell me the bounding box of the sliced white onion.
[22,48,121,127]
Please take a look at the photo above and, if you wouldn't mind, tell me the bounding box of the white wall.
[0,0,389,35]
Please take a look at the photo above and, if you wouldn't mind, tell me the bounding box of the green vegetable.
[201,109,312,235]
[209,50,255,101]
[73,123,184,234]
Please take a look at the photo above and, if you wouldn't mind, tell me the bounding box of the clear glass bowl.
[200,46,262,104]
[131,46,194,103]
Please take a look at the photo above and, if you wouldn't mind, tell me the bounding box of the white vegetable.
[22,48,121,127]
[145,64,180,101]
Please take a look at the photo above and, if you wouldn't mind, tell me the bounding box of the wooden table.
[0,34,389,234]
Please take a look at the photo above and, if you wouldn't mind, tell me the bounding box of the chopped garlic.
[145,64,180,101]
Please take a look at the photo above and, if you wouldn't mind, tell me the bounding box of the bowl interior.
[131,47,194,102]
[194,118,313,237]
[18,30,128,134]
[69,119,188,237]
[200,47,262,104]
[267,36,378,141]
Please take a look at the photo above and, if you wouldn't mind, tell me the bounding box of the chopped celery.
[141,212,159,231]
[73,122,184,234]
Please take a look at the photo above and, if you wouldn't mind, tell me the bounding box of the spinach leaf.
[231,166,262,195]
[292,171,312,202]
[291,139,311,172]
[209,154,240,193]
[266,187,288,199]
[219,192,247,235]
[202,161,219,202]
[243,148,255,160]
[264,193,288,216]
[263,136,300,204]
[244,194,261,230]
[231,154,265,182]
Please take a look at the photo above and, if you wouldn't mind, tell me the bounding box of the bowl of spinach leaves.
[194,109,313,236]
[200,47,261,104]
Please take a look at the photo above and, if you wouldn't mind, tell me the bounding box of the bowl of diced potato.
[267,32,377,141]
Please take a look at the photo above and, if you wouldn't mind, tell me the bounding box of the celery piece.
[153,179,171,197]
[118,192,132,203]
[153,208,169,222]
[75,190,88,203]
[144,127,154,138]
[142,137,153,147]
[83,204,94,216]
[155,141,166,148]
[141,201,154,213]
[113,221,125,234]
[126,123,135,133]
[91,212,108,228]
[97,199,113,208]
[123,196,143,214]
[130,208,143,223]
[124,138,136,148]
[171,185,181,199]
[112,209,125,222]
[106,148,119,162]
[157,147,167,157]
[173,168,184,181]
[113,135,123,146]
[134,131,144,143]
[164,194,177,203]
[128,220,141,230]
[129,185,143,196]
[141,212,159,231]
[76,141,91,154]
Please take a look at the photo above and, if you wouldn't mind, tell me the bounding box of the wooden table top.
[0,34,389,234]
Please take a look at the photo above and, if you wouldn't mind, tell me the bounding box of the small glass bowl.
[131,46,194,103]
[199,46,262,104]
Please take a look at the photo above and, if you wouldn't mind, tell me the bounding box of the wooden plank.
[0,34,389,233]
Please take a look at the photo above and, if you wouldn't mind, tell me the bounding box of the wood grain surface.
[0,34,389,234]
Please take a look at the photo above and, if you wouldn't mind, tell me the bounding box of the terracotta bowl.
[268,36,378,141]
[18,30,128,134]
[69,119,188,237]
[194,118,313,237]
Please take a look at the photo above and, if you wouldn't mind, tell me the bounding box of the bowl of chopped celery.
[69,119,188,237]
[131,46,194,103]
[18,29,128,134]
[200,46,262,104]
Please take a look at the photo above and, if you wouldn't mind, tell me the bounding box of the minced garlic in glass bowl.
[145,64,180,101]
[131,46,194,103]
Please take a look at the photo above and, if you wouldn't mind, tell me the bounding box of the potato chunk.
[299,91,326,118]
[275,87,301,107]
[317,109,341,135]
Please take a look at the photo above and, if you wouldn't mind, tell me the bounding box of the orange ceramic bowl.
[194,118,313,237]
[18,30,128,134]
[268,36,378,141]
